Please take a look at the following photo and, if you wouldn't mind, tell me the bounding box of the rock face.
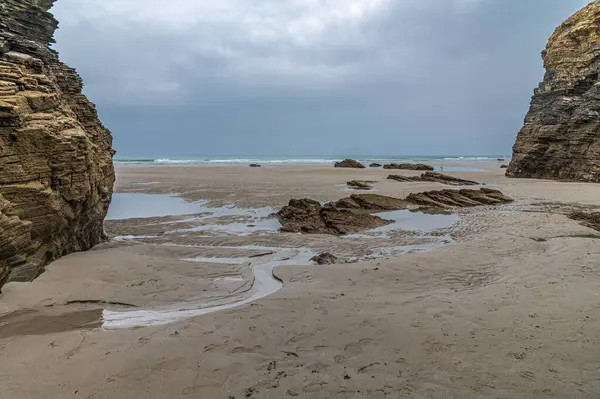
[0,1,115,288]
[406,188,513,208]
[384,163,434,171]
[507,1,600,181]
[388,172,480,186]
[334,159,365,168]
[277,199,391,235]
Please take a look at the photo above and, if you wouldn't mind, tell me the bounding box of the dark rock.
[311,253,338,265]
[497,158,505,162]
[249,164,261,167]
[569,211,600,232]
[329,193,410,211]
[369,163,382,168]
[347,180,373,190]
[506,2,600,182]
[276,198,392,235]
[383,163,434,171]
[406,188,513,208]
[0,0,115,290]
[334,159,365,169]
[500,164,508,169]
[388,172,480,186]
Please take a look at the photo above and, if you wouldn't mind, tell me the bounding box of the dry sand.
[2,162,600,398]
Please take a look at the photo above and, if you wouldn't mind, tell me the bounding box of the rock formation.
[0,0,115,289]
[347,180,373,190]
[311,252,338,265]
[369,163,382,168]
[277,199,391,234]
[406,188,513,208]
[334,159,365,168]
[328,193,409,211]
[507,1,600,181]
[569,211,600,232]
[383,163,434,171]
[278,188,513,235]
[387,172,481,186]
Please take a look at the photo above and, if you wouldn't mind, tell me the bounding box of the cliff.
[0,0,115,289]
[507,1,600,181]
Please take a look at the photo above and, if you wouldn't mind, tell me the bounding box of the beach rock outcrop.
[506,1,600,182]
[500,164,508,169]
[249,164,261,168]
[569,211,600,232]
[388,172,480,186]
[406,188,513,208]
[311,252,338,265]
[0,1,115,289]
[335,159,365,168]
[369,163,382,168]
[347,180,373,190]
[384,163,434,171]
[328,193,409,211]
[277,198,391,235]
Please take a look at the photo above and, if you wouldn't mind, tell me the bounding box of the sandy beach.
[2,161,600,398]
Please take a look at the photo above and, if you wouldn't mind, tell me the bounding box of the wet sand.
[2,162,600,398]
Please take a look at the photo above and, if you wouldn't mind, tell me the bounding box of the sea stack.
[0,1,115,288]
[507,1,600,181]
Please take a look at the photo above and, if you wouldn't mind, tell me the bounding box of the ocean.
[113,155,509,166]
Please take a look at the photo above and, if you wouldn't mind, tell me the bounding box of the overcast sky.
[50,0,589,158]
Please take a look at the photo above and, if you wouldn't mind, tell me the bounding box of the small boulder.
[249,164,262,167]
[311,253,338,265]
[335,159,365,169]
[500,164,508,169]
[369,163,382,168]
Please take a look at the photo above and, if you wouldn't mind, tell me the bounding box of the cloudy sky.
[50,0,589,158]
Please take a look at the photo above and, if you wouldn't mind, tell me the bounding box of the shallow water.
[106,193,206,220]
[345,210,459,239]
[102,247,315,329]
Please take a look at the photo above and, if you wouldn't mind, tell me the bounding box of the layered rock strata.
[277,199,392,234]
[507,1,600,181]
[406,189,513,209]
[384,163,434,171]
[0,0,115,289]
[387,172,480,186]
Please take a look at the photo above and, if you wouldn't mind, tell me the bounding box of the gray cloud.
[50,0,590,157]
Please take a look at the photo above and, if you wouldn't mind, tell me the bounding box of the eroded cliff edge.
[0,0,115,288]
[507,1,600,181]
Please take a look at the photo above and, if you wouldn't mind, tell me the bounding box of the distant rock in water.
[249,164,262,168]
[406,188,513,208]
[311,253,339,265]
[0,1,115,289]
[507,1,600,182]
[335,159,365,168]
[276,198,391,235]
[347,180,373,190]
[369,163,382,168]
[384,163,434,171]
[388,172,480,186]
